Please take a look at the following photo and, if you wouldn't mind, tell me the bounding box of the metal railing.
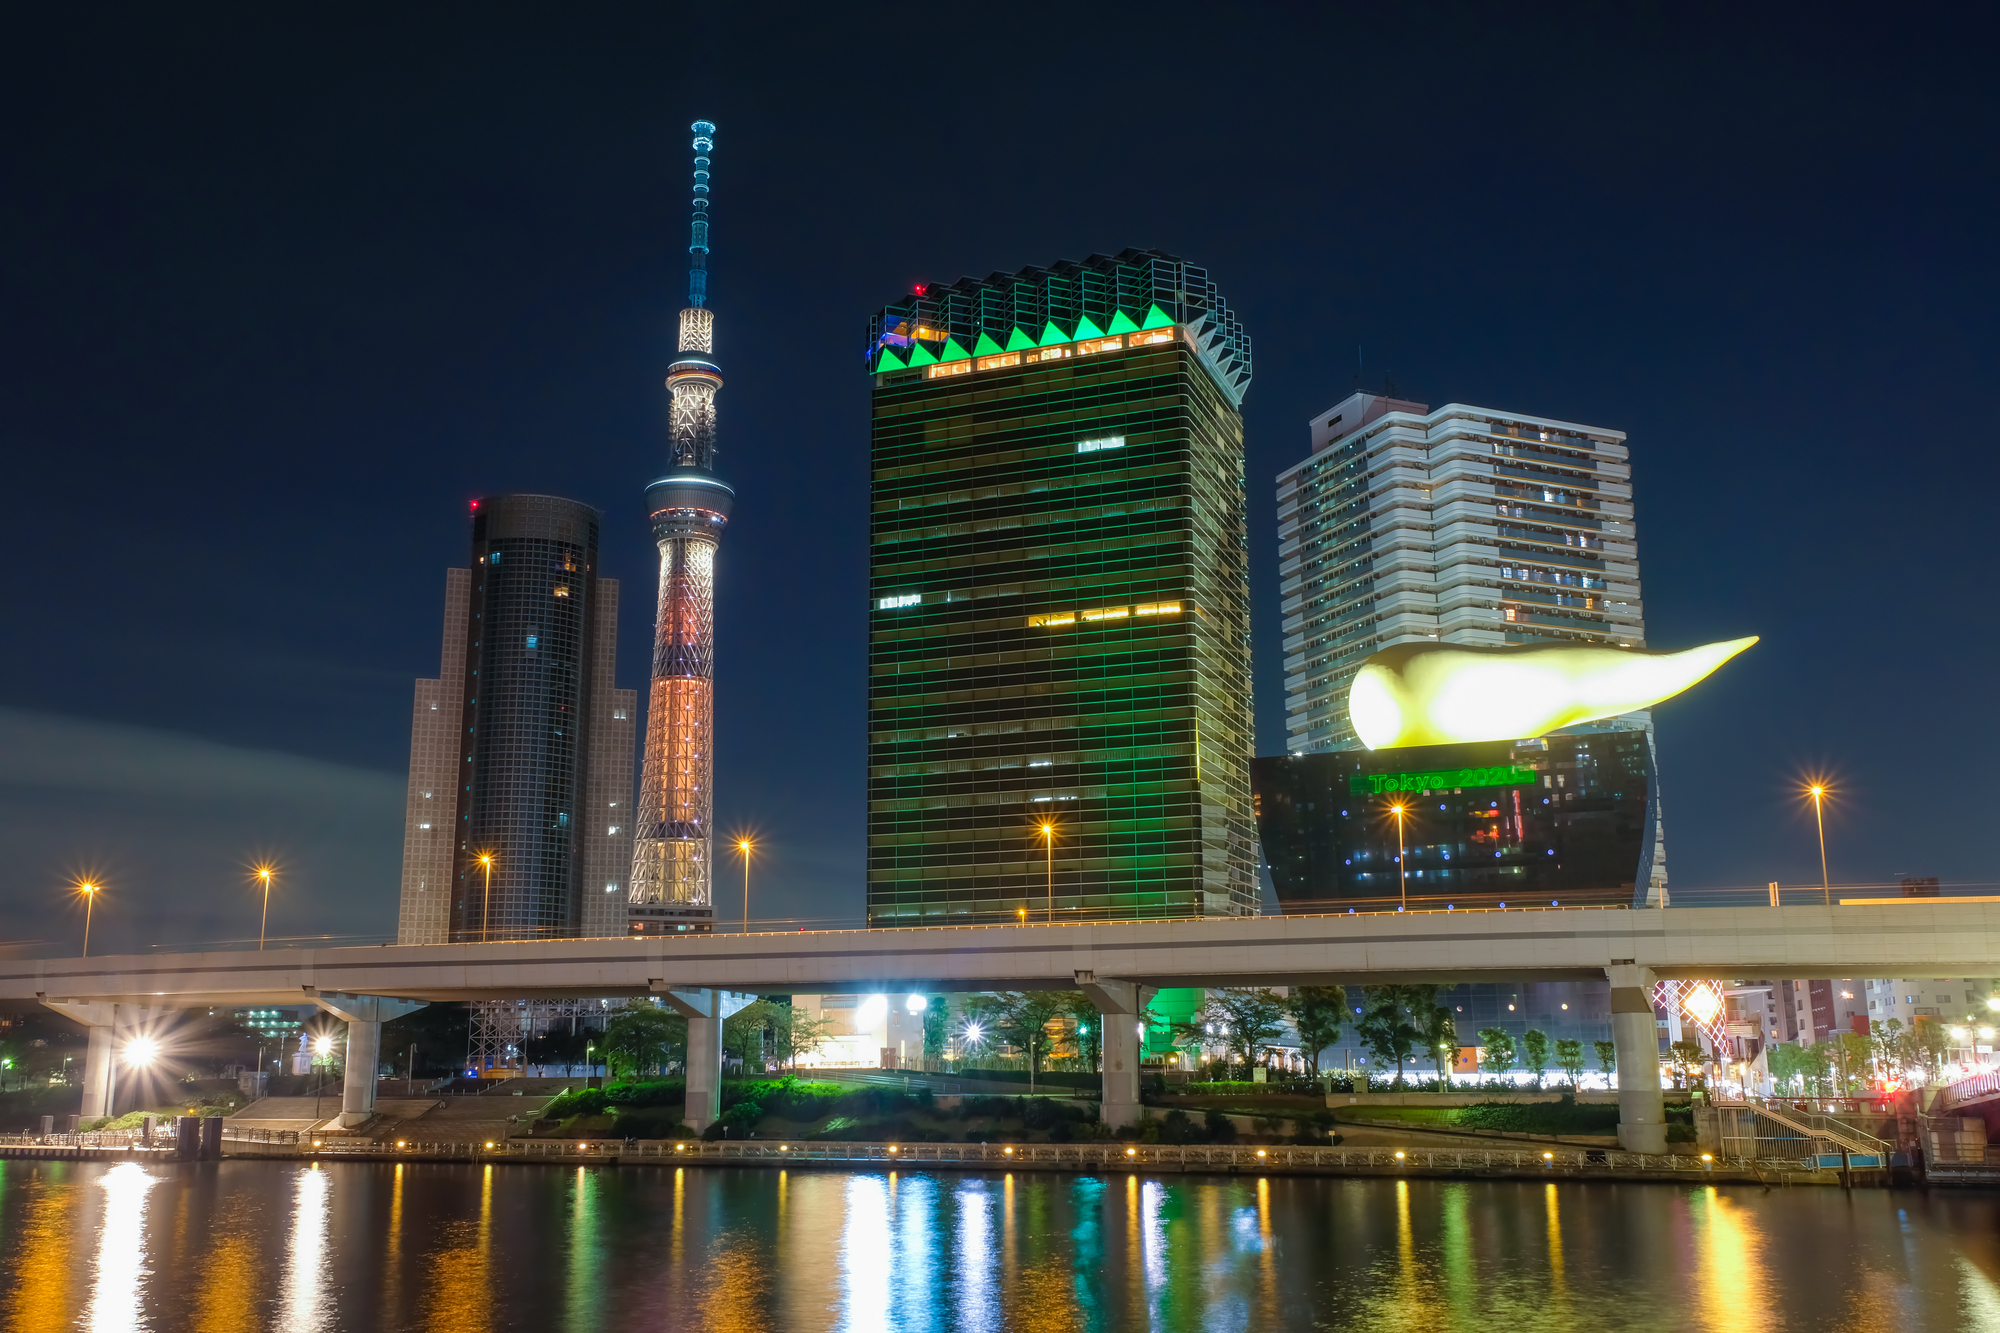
[1935,1069,2000,1114]
[278,1136,1816,1177]
[1723,1098,1891,1157]
[0,1132,172,1151]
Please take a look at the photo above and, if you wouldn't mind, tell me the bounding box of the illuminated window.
[1075,336,1124,356]
[1079,606,1129,622]
[977,353,1021,371]
[1133,602,1181,616]
[553,586,570,598]
[1128,329,1174,346]
[1027,346,1068,363]
[1076,436,1125,454]
[878,593,922,610]
[1025,611,1075,628]
[926,361,971,379]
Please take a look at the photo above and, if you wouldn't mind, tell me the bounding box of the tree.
[1667,1039,1704,1089]
[922,994,950,1068]
[1183,988,1289,1078]
[1417,998,1457,1082]
[602,1006,683,1079]
[1477,1028,1516,1078]
[1061,995,1102,1074]
[1909,1018,1950,1086]
[723,999,780,1070]
[1593,1040,1617,1080]
[966,991,1074,1087]
[1554,1038,1586,1089]
[1519,1030,1551,1089]
[1870,1019,1910,1086]
[1285,987,1348,1080]
[1832,1031,1871,1095]
[1356,986,1429,1085]
[738,999,836,1071]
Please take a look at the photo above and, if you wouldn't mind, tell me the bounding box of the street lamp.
[1804,783,1831,905]
[75,879,100,957]
[313,1035,334,1123]
[736,838,755,934]
[1038,822,1057,923]
[478,853,496,941]
[254,864,276,950]
[1386,802,1409,910]
[107,1035,158,1123]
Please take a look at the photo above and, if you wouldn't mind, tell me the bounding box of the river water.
[2,1159,1997,1331]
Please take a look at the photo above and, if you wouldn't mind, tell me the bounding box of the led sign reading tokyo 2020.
[1348,636,1759,750]
[1349,765,1537,796]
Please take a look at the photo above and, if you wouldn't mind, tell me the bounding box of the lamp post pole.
[1041,823,1055,923]
[1390,804,1408,910]
[1808,785,1830,906]
[79,882,98,957]
[737,839,754,934]
[258,867,274,950]
[479,854,495,941]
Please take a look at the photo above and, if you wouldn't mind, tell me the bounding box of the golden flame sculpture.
[1348,636,1758,750]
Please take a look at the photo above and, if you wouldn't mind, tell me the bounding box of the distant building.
[1864,978,1997,1029]
[396,494,636,945]
[1787,979,1867,1044]
[232,1007,304,1042]
[1274,391,1666,904]
[1252,732,1658,910]
[863,249,1257,926]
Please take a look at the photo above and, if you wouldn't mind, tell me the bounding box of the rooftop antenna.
[687,120,714,307]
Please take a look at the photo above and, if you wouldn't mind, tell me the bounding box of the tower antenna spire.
[631,117,734,948]
[687,120,714,308]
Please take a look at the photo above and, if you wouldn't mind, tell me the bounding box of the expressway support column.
[42,1000,125,1122]
[1077,973,1150,1131]
[661,988,756,1133]
[1608,964,1667,1154]
[311,992,426,1129]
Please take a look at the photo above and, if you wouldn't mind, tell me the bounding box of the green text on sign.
[1349,765,1538,795]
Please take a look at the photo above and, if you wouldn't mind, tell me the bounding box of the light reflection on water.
[0,1161,1997,1331]
[86,1162,155,1333]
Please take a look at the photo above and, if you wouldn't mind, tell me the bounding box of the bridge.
[8,900,1997,1153]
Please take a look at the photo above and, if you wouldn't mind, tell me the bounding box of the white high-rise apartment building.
[1278,391,1648,754]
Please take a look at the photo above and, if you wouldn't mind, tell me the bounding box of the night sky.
[3,6,1995,954]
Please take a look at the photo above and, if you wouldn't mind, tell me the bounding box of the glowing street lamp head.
[737,838,753,854]
[124,1037,159,1068]
[478,853,494,868]
[314,1036,332,1056]
[76,879,98,897]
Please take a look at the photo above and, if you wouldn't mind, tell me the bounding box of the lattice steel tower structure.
[628,119,734,933]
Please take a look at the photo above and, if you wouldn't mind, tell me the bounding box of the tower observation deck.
[629,120,734,932]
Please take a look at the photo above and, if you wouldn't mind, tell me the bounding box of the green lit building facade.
[865,249,1257,926]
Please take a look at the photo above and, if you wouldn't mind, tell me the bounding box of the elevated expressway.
[10,901,1996,1150]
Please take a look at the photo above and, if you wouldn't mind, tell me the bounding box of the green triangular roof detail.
[973,332,1004,357]
[940,337,971,362]
[1141,304,1173,330]
[876,346,907,373]
[1107,309,1141,334]
[1073,315,1106,341]
[906,341,939,367]
[1039,321,1069,346]
[1005,326,1036,351]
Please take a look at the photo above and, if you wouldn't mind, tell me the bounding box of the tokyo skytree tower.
[628,120,734,928]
